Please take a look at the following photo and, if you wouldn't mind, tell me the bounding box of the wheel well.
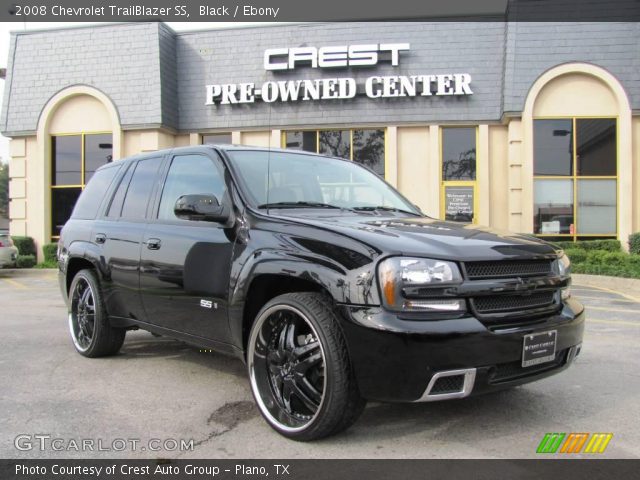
[66,257,96,293]
[242,274,331,352]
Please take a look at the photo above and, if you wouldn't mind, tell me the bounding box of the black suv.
[58,145,584,440]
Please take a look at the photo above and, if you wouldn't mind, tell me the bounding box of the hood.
[272,212,559,261]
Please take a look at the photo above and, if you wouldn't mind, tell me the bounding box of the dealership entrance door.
[440,127,478,223]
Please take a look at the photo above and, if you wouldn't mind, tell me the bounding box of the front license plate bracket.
[522,330,557,367]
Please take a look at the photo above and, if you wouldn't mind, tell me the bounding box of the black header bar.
[0,0,639,22]
[1,459,639,480]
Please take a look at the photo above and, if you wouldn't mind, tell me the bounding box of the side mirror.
[174,194,228,223]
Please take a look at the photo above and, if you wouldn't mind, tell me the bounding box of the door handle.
[95,233,106,244]
[146,238,162,250]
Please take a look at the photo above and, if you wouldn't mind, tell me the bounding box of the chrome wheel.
[248,304,326,433]
[69,277,96,352]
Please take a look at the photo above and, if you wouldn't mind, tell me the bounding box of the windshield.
[227,150,420,214]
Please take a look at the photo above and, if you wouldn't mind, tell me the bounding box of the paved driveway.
[0,270,638,458]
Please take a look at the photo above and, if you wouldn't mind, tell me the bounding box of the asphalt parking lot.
[1,270,639,459]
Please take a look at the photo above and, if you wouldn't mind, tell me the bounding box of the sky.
[0,21,279,164]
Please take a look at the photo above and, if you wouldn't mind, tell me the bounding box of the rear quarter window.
[71,164,122,220]
[120,157,163,220]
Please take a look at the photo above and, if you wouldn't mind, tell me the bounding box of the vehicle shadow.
[112,332,596,444]
[338,385,591,445]
[116,332,247,378]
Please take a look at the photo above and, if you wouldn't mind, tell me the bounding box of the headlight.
[554,253,571,277]
[378,257,464,312]
[554,253,571,300]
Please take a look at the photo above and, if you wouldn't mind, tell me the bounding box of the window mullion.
[350,130,353,161]
[572,117,577,241]
[81,133,86,189]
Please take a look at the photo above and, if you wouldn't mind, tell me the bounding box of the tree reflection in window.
[442,127,476,181]
[319,130,350,159]
[353,129,385,176]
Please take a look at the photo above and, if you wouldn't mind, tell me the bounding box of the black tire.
[247,292,366,441]
[68,269,125,357]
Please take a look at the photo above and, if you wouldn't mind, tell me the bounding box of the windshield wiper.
[352,206,421,216]
[258,201,343,209]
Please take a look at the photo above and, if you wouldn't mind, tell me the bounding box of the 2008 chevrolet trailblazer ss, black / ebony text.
[57,145,584,440]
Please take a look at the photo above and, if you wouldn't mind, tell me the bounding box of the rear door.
[139,152,234,342]
[92,156,164,322]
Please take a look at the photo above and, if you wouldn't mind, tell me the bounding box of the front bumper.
[337,297,585,402]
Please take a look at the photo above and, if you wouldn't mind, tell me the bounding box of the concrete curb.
[572,273,640,301]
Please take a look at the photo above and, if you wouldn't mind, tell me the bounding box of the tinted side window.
[107,164,133,218]
[157,155,226,221]
[71,164,121,220]
[120,157,163,220]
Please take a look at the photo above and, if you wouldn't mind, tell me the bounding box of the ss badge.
[200,299,217,309]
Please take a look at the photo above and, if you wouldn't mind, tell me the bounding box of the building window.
[442,127,476,181]
[284,131,317,152]
[533,118,617,241]
[282,129,385,177]
[202,133,232,145]
[51,132,112,237]
[319,130,351,159]
[441,127,477,223]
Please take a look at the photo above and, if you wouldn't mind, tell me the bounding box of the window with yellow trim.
[51,133,112,237]
[533,118,617,241]
[282,129,385,177]
[441,127,477,223]
[202,133,232,145]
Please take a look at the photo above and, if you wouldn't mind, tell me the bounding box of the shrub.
[552,239,621,252]
[584,250,608,265]
[629,233,640,255]
[583,250,629,266]
[569,249,640,279]
[42,242,58,263]
[551,240,575,251]
[573,263,640,279]
[11,236,36,257]
[627,254,640,269]
[600,251,628,266]
[16,254,36,268]
[563,248,587,264]
[35,260,58,269]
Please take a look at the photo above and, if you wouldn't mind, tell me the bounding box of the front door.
[139,152,234,342]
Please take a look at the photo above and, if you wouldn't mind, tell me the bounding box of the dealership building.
[1,21,639,259]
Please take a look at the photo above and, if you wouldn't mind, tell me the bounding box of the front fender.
[227,247,380,349]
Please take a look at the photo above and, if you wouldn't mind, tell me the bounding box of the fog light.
[561,288,571,300]
[402,299,466,311]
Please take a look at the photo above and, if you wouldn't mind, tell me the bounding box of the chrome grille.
[464,260,553,280]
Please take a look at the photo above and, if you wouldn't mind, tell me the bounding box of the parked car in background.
[0,231,18,268]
